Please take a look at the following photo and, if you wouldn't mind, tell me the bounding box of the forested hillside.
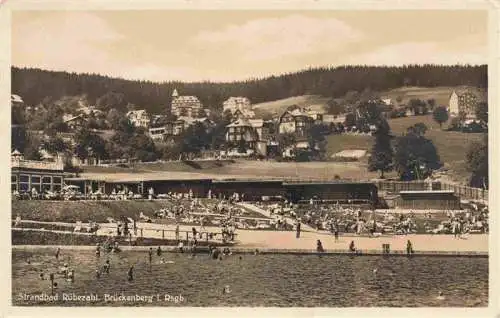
[11,65,487,114]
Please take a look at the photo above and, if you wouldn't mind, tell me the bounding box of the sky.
[11,10,488,83]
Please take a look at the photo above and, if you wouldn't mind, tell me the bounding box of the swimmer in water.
[436,291,445,300]
[222,285,231,294]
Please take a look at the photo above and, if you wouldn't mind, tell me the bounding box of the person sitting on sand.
[39,273,45,280]
[222,247,232,256]
[157,246,162,257]
[349,241,356,252]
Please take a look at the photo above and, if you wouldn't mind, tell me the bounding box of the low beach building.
[11,150,65,193]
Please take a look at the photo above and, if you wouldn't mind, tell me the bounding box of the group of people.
[262,200,490,237]
[425,209,489,236]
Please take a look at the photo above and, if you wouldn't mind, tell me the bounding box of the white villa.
[126,110,151,128]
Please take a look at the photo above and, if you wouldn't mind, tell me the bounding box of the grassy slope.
[325,114,483,182]
[252,95,331,117]
[380,86,486,107]
[12,200,171,223]
[251,86,485,117]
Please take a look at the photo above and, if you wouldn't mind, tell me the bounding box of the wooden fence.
[440,183,489,202]
[375,180,488,202]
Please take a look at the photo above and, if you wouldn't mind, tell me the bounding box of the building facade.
[148,126,168,141]
[171,89,203,118]
[11,150,65,193]
[448,90,479,118]
[63,114,87,130]
[223,97,252,113]
[126,110,151,128]
[278,109,314,137]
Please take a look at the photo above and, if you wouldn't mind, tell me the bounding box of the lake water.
[12,249,488,307]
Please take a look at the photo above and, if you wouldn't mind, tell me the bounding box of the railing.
[11,159,64,171]
[13,220,237,243]
[440,183,488,202]
[375,180,488,202]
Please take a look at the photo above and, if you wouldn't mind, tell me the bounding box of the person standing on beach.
[334,227,339,242]
[95,243,101,257]
[156,246,162,257]
[175,224,180,241]
[296,221,301,239]
[406,240,414,255]
[200,216,206,231]
[55,248,60,260]
[316,240,325,253]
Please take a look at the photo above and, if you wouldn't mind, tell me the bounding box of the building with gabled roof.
[11,94,24,104]
[223,96,252,113]
[63,114,87,130]
[171,88,203,118]
[278,109,314,137]
[448,89,483,118]
[126,109,151,128]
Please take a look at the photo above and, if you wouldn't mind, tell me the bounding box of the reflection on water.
[12,250,488,307]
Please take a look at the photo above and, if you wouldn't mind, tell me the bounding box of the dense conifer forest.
[11,65,487,114]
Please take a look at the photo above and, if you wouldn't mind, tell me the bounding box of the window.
[11,184,18,191]
[32,184,41,192]
[42,176,52,184]
[19,183,29,192]
[42,184,51,192]
[53,185,62,192]
[11,175,17,183]
[31,176,41,184]
[53,177,62,184]
[19,175,29,183]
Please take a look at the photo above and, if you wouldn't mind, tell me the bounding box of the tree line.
[12,64,487,114]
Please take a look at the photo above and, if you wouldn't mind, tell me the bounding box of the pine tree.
[368,119,393,179]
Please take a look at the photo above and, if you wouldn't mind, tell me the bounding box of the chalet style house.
[278,109,314,137]
[225,118,272,156]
